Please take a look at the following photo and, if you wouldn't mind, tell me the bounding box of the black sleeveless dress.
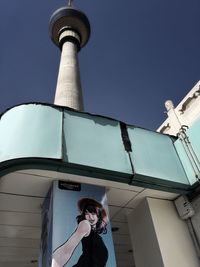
[72,230,108,267]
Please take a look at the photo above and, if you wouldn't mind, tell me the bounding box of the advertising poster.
[40,180,117,267]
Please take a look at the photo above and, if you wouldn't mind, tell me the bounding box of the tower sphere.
[49,7,90,48]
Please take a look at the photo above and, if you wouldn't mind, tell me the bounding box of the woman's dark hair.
[76,198,107,234]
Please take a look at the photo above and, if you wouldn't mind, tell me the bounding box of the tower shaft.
[54,38,83,110]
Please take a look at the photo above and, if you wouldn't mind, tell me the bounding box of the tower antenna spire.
[68,0,74,6]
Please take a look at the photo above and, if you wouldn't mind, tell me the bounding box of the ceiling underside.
[0,169,178,267]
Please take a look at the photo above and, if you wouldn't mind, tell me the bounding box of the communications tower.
[49,1,90,110]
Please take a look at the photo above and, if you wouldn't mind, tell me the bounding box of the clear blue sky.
[0,0,199,130]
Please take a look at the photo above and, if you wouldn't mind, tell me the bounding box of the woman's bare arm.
[51,220,91,267]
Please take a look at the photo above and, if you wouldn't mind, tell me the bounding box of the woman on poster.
[51,198,108,267]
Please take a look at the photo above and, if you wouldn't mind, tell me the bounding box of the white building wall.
[128,198,164,267]
[128,197,199,267]
[158,81,200,135]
